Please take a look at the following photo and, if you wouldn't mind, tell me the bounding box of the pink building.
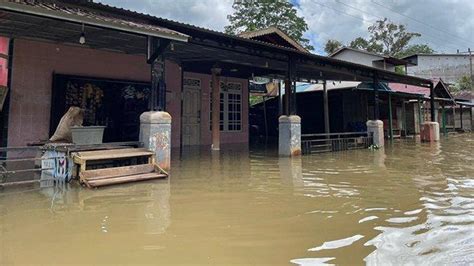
[6,38,249,149]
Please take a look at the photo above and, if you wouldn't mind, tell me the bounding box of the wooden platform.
[72,148,167,188]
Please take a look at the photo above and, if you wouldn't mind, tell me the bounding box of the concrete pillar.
[367,120,384,147]
[279,115,301,156]
[140,111,171,171]
[420,122,440,142]
[211,67,221,151]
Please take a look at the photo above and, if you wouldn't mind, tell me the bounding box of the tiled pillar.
[367,120,384,147]
[279,115,301,156]
[420,122,440,142]
[140,111,171,171]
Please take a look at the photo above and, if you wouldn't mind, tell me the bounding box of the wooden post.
[388,93,393,141]
[470,106,473,131]
[278,81,283,116]
[460,104,463,130]
[373,76,380,120]
[452,104,456,130]
[430,82,436,122]
[402,99,407,137]
[211,67,221,150]
[147,37,169,111]
[323,80,330,135]
[441,104,447,135]
[417,98,423,128]
[284,79,291,115]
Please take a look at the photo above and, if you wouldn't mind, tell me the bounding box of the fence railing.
[301,132,373,154]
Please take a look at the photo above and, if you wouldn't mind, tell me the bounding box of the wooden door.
[182,78,201,146]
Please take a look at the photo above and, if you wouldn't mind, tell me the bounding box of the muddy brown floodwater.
[0,134,473,265]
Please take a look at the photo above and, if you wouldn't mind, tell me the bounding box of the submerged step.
[85,173,167,187]
[82,164,155,180]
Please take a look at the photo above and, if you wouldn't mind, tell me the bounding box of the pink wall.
[8,38,248,148]
[184,72,249,146]
[0,37,8,87]
[9,39,150,147]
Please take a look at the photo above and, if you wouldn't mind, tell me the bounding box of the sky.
[98,0,474,55]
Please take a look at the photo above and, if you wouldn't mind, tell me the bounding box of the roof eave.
[0,2,189,42]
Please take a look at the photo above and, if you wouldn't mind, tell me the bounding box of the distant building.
[402,53,472,84]
[329,47,412,72]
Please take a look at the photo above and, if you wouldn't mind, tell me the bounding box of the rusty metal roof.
[0,0,189,42]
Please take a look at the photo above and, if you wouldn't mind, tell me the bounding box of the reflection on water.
[0,134,473,265]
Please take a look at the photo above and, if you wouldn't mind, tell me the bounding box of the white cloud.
[98,0,234,31]
[98,0,474,55]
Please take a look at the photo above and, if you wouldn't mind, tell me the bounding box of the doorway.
[182,78,201,146]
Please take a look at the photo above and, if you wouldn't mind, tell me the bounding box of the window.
[210,81,242,132]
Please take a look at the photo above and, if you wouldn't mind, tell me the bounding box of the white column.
[140,111,172,171]
[367,120,384,147]
[279,115,301,156]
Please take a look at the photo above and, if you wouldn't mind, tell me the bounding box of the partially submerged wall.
[8,39,248,148]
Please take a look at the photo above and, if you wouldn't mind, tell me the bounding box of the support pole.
[442,104,447,135]
[430,82,436,122]
[471,106,473,131]
[323,80,330,136]
[417,98,423,129]
[373,76,380,120]
[278,56,301,156]
[211,67,221,150]
[402,99,407,137]
[147,37,168,111]
[278,81,282,116]
[388,93,393,141]
[452,104,456,131]
[460,104,463,130]
[284,79,291,115]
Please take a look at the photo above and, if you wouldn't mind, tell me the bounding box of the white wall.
[332,50,396,71]
[406,55,471,83]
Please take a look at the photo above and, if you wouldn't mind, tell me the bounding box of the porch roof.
[0,0,188,55]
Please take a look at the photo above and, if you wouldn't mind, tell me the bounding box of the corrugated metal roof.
[0,0,189,41]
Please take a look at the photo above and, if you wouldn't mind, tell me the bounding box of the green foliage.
[249,95,265,106]
[349,37,383,54]
[331,18,431,58]
[367,18,421,56]
[324,39,342,54]
[394,44,435,58]
[452,75,473,92]
[225,0,314,51]
[394,65,405,74]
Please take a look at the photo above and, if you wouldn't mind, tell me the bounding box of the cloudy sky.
[98,0,474,55]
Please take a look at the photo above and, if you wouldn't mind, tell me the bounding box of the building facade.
[5,38,249,149]
[403,54,472,84]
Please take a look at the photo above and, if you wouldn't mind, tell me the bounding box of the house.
[329,47,413,72]
[402,53,472,84]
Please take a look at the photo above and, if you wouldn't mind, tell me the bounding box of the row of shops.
[0,0,469,182]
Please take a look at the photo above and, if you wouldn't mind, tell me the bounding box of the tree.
[349,37,383,53]
[452,75,473,92]
[367,18,421,56]
[225,0,314,51]
[394,44,435,58]
[324,39,342,54]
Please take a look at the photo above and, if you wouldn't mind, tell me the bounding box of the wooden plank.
[82,164,155,180]
[86,173,167,187]
[75,148,153,161]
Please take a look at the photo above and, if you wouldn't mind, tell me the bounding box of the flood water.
[1,134,473,265]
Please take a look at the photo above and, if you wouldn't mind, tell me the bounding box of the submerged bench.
[72,148,167,188]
